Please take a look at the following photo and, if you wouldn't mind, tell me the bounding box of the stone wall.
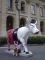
[0,0,45,36]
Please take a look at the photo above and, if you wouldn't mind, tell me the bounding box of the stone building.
[0,0,45,36]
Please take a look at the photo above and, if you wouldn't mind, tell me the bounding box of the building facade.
[0,0,45,36]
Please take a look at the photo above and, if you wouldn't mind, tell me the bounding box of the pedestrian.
[13,40,22,56]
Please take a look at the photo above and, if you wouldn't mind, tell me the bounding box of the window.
[21,1,25,11]
[40,21,44,32]
[8,0,13,9]
[31,5,35,14]
[40,7,43,16]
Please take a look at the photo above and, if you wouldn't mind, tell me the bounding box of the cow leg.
[7,38,10,51]
[20,39,29,54]
[7,43,10,51]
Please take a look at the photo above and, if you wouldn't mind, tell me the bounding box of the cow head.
[26,18,39,34]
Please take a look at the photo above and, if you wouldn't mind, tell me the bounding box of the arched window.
[6,16,14,31]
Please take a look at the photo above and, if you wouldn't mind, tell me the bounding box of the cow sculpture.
[7,18,39,54]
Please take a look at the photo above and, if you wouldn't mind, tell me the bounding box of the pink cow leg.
[7,29,15,51]
[7,43,10,51]
[7,38,10,51]
[7,34,14,51]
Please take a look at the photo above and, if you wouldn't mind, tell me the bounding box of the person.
[13,41,22,56]
[12,28,22,56]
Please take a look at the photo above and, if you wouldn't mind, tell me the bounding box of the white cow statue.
[13,18,39,54]
[7,18,39,54]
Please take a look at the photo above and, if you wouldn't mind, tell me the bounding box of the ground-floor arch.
[19,18,26,27]
[6,16,14,31]
[40,21,44,32]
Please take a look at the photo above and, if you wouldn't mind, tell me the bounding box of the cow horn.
[35,21,37,24]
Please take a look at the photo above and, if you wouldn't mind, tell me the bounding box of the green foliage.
[0,36,45,45]
[0,37,7,44]
[27,36,45,44]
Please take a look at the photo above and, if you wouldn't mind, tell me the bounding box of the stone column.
[1,18,7,37]
[36,3,41,35]
[15,10,19,28]
[27,3,31,21]
[0,0,7,36]
[36,3,40,30]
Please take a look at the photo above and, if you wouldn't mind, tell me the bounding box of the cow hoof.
[26,52,29,54]
[8,49,10,51]
[23,50,25,52]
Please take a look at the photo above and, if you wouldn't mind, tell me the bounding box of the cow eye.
[31,25,34,27]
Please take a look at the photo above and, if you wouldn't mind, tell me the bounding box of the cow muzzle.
[34,30,39,34]
[34,31,39,34]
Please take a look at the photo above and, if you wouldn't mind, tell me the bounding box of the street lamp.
[15,0,20,27]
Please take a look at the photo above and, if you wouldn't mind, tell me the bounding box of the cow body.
[7,18,39,54]
[17,25,39,53]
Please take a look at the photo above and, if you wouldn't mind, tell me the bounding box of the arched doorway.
[6,16,14,31]
[20,18,26,27]
[40,21,44,32]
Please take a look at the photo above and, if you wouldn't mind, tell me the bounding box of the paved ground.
[0,44,45,60]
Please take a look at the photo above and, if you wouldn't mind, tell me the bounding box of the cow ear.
[35,21,37,24]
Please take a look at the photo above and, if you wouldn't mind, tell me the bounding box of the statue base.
[5,50,33,57]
